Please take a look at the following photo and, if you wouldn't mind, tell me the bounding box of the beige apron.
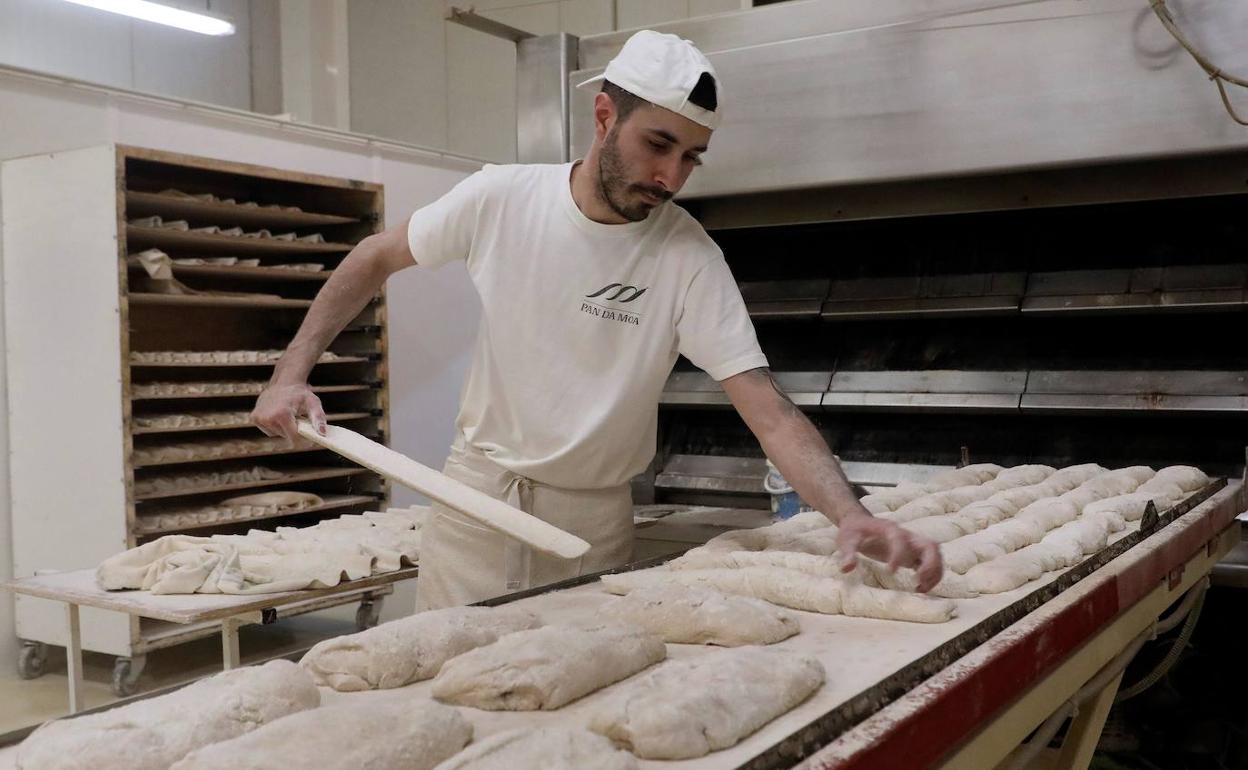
[415,439,635,611]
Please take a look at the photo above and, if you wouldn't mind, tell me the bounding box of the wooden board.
[134,466,371,501]
[2,567,418,626]
[132,411,371,435]
[131,383,371,401]
[126,190,358,229]
[128,294,315,310]
[161,263,331,282]
[126,225,353,255]
[297,423,591,560]
[130,356,370,367]
[134,493,380,535]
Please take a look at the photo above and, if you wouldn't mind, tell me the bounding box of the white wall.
[0,0,256,110]
[0,65,482,673]
[348,0,748,162]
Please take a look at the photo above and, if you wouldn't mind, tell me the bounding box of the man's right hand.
[250,382,328,443]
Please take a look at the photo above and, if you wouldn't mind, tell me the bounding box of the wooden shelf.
[134,466,372,501]
[4,144,389,666]
[131,383,374,401]
[129,293,314,309]
[131,411,373,435]
[126,190,359,229]
[134,494,380,535]
[126,225,354,255]
[130,355,371,367]
[165,263,330,282]
[133,443,333,468]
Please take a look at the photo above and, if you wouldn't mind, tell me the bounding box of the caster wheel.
[17,643,48,680]
[355,600,382,631]
[111,656,146,697]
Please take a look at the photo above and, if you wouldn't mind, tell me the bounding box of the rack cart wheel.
[111,655,147,697]
[356,597,383,631]
[17,641,48,680]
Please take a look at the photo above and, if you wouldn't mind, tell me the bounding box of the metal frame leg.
[1054,671,1125,770]
[220,611,263,671]
[64,603,83,714]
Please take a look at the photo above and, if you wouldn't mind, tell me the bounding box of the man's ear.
[593,91,616,142]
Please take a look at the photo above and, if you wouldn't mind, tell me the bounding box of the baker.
[251,30,943,610]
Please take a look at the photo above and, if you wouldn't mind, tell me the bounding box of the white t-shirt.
[407,161,767,489]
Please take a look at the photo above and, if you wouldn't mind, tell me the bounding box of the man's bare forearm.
[269,237,391,387]
[731,369,868,523]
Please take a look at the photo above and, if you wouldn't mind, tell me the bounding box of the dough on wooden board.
[594,584,799,646]
[1045,464,1107,492]
[923,463,1003,492]
[170,697,471,770]
[1152,465,1209,492]
[431,625,666,710]
[859,482,929,513]
[301,606,541,691]
[588,648,825,760]
[17,660,319,770]
[432,728,637,770]
[672,548,975,599]
[993,464,1057,487]
[696,511,832,552]
[601,567,957,623]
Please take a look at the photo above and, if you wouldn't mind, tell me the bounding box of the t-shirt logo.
[585,283,648,303]
[580,282,647,326]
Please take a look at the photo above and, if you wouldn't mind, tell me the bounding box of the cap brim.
[574,73,605,89]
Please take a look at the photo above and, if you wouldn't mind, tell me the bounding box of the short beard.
[597,127,668,222]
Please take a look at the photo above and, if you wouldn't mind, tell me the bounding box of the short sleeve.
[406,166,493,269]
[675,258,769,381]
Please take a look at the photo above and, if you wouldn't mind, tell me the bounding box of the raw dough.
[695,511,832,553]
[301,606,541,691]
[431,624,666,710]
[134,466,285,496]
[595,584,799,646]
[137,491,324,534]
[133,435,315,465]
[132,380,268,398]
[130,350,343,365]
[588,647,825,759]
[1045,463,1107,492]
[16,660,318,770]
[134,411,255,429]
[1152,465,1210,493]
[170,697,471,770]
[98,509,421,594]
[601,567,957,623]
[432,728,637,770]
[993,464,1057,487]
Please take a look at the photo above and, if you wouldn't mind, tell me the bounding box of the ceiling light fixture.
[62,0,235,36]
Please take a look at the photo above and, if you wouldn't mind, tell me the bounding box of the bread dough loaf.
[301,606,541,691]
[595,585,799,646]
[432,728,637,770]
[1153,465,1209,492]
[16,660,318,770]
[170,697,471,770]
[601,567,957,623]
[697,511,832,552]
[993,464,1057,487]
[859,482,929,513]
[588,648,825,759]
[431,625,666,710]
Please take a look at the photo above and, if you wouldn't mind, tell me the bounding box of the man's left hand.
[836,514,944,593]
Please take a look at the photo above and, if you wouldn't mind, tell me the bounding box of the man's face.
[597,102,712,222]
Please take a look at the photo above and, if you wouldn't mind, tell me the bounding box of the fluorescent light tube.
[62,0,236,36]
